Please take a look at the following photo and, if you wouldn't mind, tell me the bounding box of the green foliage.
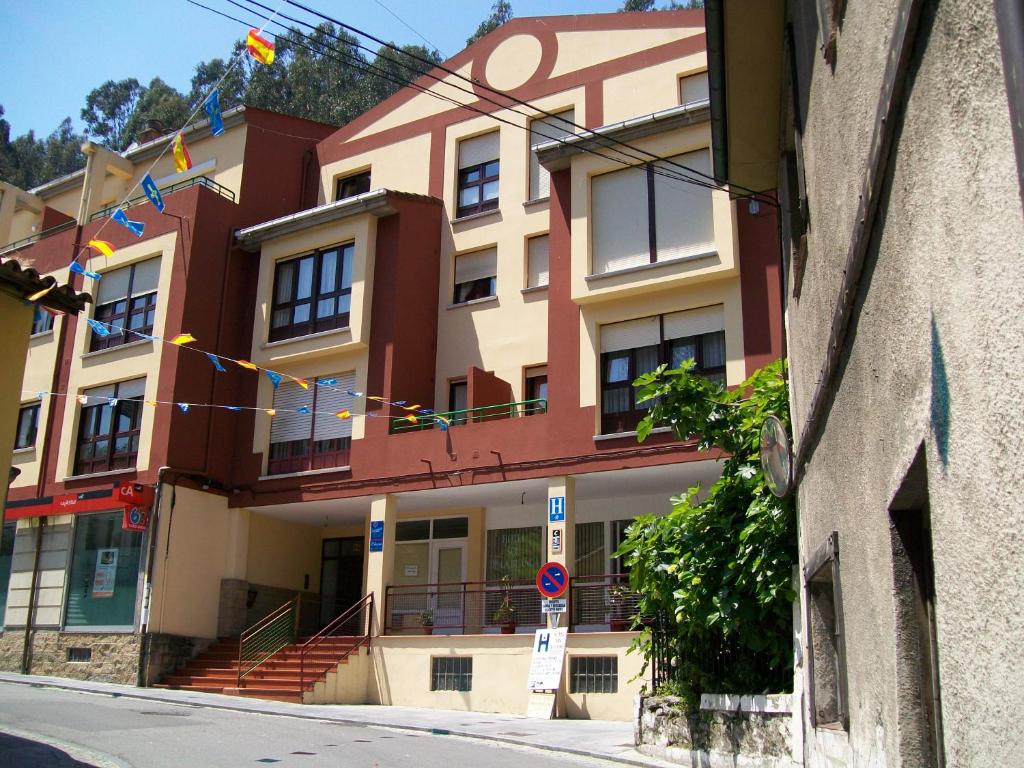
[80,78,144,151]
[620,0,704,9]
[467,0,513,46]
[617,358,795,700]
[0,106,84,189]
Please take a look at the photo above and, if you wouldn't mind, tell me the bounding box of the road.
[0,682,621,768]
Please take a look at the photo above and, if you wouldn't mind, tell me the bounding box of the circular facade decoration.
[484,34,544,91]
[759,415,793,498]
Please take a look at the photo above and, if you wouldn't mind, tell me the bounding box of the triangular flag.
[88,240,115,258]
[69,261,101,280]
[317,378,337,386]
[87,318,110,337]
[108,398,119,407]
[27,282,55,301]
[171,133,193,173]
[145,400,158,407]
[294,378,309,389]
[236,360,259,371]
[420,408,434,415]
[141,174,165,213]
[178,403,190,413]
[77,395,89,405]
[367,396,386,402]
[405,414,418,424]
[346,390,364,398]
[336,410,350,420]
[394,400,407,406]
[266,371,283,389]
[112,208,145,237]
[246,28,275,64]
[226,406,241,412]
[204,91,224,136]
[402,404,422,411]
[266,408,277,417]
[170,333,196,345]
[438,419,449,433]
[206,353,226,372]
[296,406,310,414]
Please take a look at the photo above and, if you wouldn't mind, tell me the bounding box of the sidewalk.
[0,672,675,768]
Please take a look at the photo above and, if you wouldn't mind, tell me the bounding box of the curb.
[0,674,663,768]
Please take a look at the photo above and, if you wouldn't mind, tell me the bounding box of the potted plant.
[493,598,517,633]
[608,585,632,632]
[419,608,434,635]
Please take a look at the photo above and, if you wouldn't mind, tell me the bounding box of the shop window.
[64,511,145,629]
[336,170,370,200]
[0,522,15,626]
[270,244,353,342]
[591,148,715,275]
[90,258,161,351]
[679,71,710,106]
[529,110,574,201]
[570,656,618,693]
[267,372,355,475]
[526,234,549,289]
[74,379,145,476]
[611,519,633,573]
[524,366,548,407]
[600,306,725,434]
[15,403,39,450]
[431,656,472,691]
[574,522,605,578]
[453,248,497,304]
[31,305,53,335]
[448,379,468,425]
[804,531,849,730]
[457,132,500,218]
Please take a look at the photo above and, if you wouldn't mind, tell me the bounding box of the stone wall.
[0,629,141,685]
[636,693,795,767]
[142,632,210,686]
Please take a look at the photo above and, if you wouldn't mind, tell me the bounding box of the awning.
[5,481,154,521]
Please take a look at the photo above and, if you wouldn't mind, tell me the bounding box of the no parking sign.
[536,561,568,598]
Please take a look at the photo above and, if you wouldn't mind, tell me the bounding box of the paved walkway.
[0,672,675,768]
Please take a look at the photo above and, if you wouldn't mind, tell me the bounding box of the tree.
[81,78,143,151]
[358,44,444,112]
[189,57,246,112]
[122,78,190,146]
[0,106,84,189]
[619,0,703,9]
[617,358,796,708]
[466,0,513,46]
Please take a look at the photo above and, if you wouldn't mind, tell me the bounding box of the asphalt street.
[0,681,627,768]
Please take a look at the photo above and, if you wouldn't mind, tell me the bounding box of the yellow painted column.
[0,291,33,512]
[546,475,575,629]
[364,493,397,634]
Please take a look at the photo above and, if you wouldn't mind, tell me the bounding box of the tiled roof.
[0,256,91,314]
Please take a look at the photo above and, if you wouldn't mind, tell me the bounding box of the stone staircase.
[153,636,363,703]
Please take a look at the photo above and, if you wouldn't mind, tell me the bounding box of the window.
[804,531,848,730]
[600,306,725,434]
[526,235,549,289]
[453,248,496,304]
[336,170,370,200]
[268,372,355,475]
[90,258,160,351]
[570,656,618,693]
[31,305,53,335]
[524,366,547,406]
[611,519,633,573]
[529,110,574,200]
[591,148,715,275]
[574,522,605,577]
[15,404,39,450]
[0,522,14,627]
[448,380,467,425]
[486,527,543,581]
[396,518,469,541]
[431,657,472,691]
[457,132,500,218]
[270,244,353,342]
[74,379,145,476]
[64,511,145,629]
[679,71,710,106]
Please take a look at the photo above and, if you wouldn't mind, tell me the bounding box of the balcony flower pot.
[419,609,434,635]
[499,621,517,634]
[609,617,630,632]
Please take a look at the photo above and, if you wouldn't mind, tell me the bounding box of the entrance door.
[320,537,364,629]
[432,541,466,631]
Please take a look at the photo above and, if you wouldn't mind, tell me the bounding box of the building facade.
[1,10,783,720]
[707,0,1024,763]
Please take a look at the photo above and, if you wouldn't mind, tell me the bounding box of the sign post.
[536,560,569,629]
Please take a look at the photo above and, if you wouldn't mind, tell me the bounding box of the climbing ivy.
[618,358,796,708]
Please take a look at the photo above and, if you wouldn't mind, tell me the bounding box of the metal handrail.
[390,398,547,432]
[384,577,542,634]
[236,597,298,684]
[0,219,76,255]
[298,593,374,690]
[88,175,236,221]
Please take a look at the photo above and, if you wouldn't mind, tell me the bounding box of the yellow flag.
[266,408,277,417]
[88,239,115,258]
[236,360,259,370]
[27,283,56,301]
[170,333,196,345]
[336,410,350,420]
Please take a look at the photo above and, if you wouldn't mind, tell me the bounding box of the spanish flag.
[247,29,275,65]
[172,133,192,173]
[88,239,115,258]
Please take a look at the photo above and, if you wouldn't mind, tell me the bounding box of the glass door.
[432,542,466,632]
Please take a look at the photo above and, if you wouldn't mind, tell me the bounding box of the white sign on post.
[527,627,568,691]
[541,598,567,614]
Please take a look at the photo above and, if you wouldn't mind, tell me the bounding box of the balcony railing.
[0,219,76,256]
[390,398,547,433]
[89,175,236,221]
[383,574,642,635]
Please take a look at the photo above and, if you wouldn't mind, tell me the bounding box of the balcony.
[88,175,236,221]
[0,219,76,256]
[383,573,640,635]
[390,398,547,434]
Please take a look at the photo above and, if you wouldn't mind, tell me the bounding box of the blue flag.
[86,318,110,337]
[266,370,283,389]
[178,403,190,413]
[204,91,225,136]
[297,406,310,414]
[112,209,145,237]
[141,174,165,213]
[206,353,226,372]
[69,261,101,280]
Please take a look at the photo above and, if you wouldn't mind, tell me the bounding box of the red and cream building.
[1,11,782,719]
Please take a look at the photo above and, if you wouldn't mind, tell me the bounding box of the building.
[706,0,1024,763]
[1,10,783,721]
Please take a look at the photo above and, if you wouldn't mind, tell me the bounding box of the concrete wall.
[784,0,1024,765]
[245,512,322,594]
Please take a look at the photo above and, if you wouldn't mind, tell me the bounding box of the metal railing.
[298,593,374,690]
[89,175,236,221]
[390,398,547,433]
[569,573,641,631]
[0,219,76,255]
[384,578,546,634]
[237,597,297,683]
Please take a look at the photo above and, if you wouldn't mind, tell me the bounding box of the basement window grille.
[431,656,472,692]
[570,656,618,694]
[67,647,92,663]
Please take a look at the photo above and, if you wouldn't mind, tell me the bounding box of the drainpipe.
[20,517,45,674]
[136,465,174,687]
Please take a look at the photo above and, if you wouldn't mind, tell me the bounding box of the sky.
[1,0,625,139]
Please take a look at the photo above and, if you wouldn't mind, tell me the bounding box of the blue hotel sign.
[548,496,566,523]
[369,521,384,552]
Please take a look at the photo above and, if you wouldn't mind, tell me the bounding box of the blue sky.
[2,0,624,139]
